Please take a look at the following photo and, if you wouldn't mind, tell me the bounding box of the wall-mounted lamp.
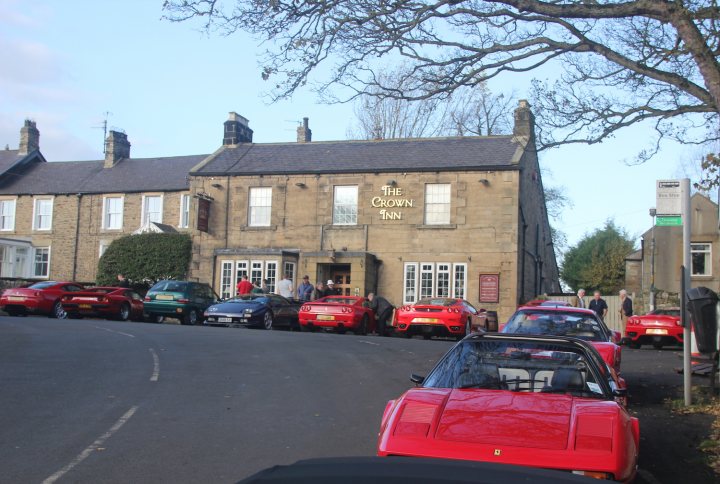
[387,179,397,186]
[295,182,307,188]
[211,183,223,189]
[478,178,490,186]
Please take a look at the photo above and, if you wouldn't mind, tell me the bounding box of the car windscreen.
[232,295,268,304]
[422,339,608,399]
[651,309,680,317]
[503,310,608,341]
[28,281,58,289]
[150,281,188,293]
[320,298,357,305]
[416,298,455,306]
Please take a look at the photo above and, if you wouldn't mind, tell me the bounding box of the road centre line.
[92,326,135,338]
[358,340,380,346]
[149,348,160,382]
[42,406,139,484]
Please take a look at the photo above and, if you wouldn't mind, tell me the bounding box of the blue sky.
[0,0,706,253]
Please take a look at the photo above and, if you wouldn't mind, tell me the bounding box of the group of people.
[573,287,634,329]
[235,275,270,295]
[234,274,344,301]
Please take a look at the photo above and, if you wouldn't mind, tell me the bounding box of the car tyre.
[6,308,21,317]
[53,301,67,319]
[148,314,164,324]
[118,303,131,321]
[357,315,369,335]
[263,311,273,330]
[466,319,472,335]
[183,309,198,326]
[627,341,641,349]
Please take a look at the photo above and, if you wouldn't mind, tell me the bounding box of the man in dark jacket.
[366,292,394,336]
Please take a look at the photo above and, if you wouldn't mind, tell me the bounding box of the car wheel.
[465,319,472,335]
[53,301,67,319]
[628,341,641,349]
[263,311,273,330]
[151,314,164,324]
[357,315,369,335]
[118,303,131,321]
[6,308,19,317]
[183,309,198,326]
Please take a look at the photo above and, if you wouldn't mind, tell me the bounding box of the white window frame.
[403,262,419,305]
[265,261,278,293]
[0,199,16,231]
[179,194,191,228]
[404,262,468,303]
[452,263,467,299]
[220,260,234,300]
[691,243,712,276]
[235,260,249,294]
[248,187,272,227]
[32,198,53,231]
[436,263,451,298]
[424,183,451,225]
[32,247,50,278]
[141,194,164,225]
[102,196,124,230]
[419,263,435,300]
[332,185,358,225]
[250,260,263,287]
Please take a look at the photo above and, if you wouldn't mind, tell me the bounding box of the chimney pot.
[18,119,40,155]
[104,130,131,168]
[297,117,312,143]
[223,112,253,145]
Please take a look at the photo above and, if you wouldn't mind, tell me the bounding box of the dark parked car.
[1,281,85,318]
[143,280,218,325]
[204,294,301,330]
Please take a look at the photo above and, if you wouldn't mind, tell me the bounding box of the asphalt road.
[0,317,716,483]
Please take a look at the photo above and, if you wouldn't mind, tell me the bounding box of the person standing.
[325,279,341,296]
[236,275,253,295]
[311,282,325,300]
[619,289,633,331]
[116,274,130,288]
[251,280,264,294]
[277,274,294,299]
[365,292,394,337]
[588,290,608,321]
[573,288,586,308]
[297,275,314,302]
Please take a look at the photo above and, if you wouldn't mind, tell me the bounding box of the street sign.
[656,180,682,216]
[656,215,682,226]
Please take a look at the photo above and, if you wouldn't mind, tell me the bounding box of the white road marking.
[149,348,160,382]
[92,326,135,338]
[358,340,380,346]
[42,406,138,484]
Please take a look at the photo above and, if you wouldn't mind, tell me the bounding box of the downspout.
[72,193,82,281]
[534,224,540,296]
[224,175,231,249]
[519,207,528,304]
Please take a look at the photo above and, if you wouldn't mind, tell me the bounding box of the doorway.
[329,265,352,296]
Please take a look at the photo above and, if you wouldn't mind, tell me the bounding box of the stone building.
[625,193,719,311]
[0,122,204,282]
[187,101,559,321]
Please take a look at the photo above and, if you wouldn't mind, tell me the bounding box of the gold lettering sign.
[372,185,415,220]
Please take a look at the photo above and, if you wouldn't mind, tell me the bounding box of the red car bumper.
[625,325,683,346]
[300,314,360,330]
[62,302,114,318]
[1,296,44,314]
[394,315,465,336]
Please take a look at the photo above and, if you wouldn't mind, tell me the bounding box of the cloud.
[0,0,50,29]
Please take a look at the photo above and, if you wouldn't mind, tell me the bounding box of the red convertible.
[501,306,623,373]
[61,287,145,321]
[624,307,682,349]
[298,296,375,334]
[377,334,639,482]
[0,281,84,318]
[394,298,487,339]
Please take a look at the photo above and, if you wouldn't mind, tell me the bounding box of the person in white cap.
[325,279,341,296]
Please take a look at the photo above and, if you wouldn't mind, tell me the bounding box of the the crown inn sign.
[371,185,415,220]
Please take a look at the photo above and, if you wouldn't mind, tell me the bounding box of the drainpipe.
[72,193,82,281]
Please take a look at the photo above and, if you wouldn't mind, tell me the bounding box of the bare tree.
[447,83,516,136]
[164,0,720,163]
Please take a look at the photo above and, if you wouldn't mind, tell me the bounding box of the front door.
[331,271,352,296]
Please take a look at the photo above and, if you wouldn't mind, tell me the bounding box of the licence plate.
[317,315,335,321]
[413,317,438,323]
[218,317,232,323]
[8,296,24,302]
[79,304,92,309]
[155,295,174,300]
[647,328,668,335]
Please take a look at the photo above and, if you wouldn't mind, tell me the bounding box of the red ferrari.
[501,306,623,373]
[298,296,375,334]
[0,281,84,318]
[394,298,487,339]
[624,307,682,349]
[61,287,145,321]
[377,334,639,482]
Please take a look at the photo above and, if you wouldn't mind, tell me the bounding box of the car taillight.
[571,471,612,480]
[627,318,636,326]
[144,296,150,302]
[676,319,683,326]
[301,305,309,311]
[35,291,41,297]
[447,307,460,313]
[177,298,189,303]
[97,296,105,302]
[341,306,351,313]
[62,295,71,301]
[401,305,411,311]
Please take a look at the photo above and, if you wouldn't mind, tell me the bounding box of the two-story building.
[186,102,560,320]
[0,121,204,282]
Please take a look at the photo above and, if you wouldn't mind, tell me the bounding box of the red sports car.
[624,307,682,349]
[298,296,375,334]
[1,281,85,318]
[377,333,639,482]
[393,298,487,339]
[61,287,145,321]
[501,306,623,373]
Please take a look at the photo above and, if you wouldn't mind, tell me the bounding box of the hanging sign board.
[656,180,682,217]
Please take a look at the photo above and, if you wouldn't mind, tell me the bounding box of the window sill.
[243,225,277,231]
[416,224,457,230]
[691,274,713,279]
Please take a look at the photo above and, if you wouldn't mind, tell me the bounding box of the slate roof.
[0,154,208,195]
[192,136,522,176]
[0,149,24,174]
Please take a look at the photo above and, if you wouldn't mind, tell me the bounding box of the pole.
[682,178,692,406]
[649,208,656,311]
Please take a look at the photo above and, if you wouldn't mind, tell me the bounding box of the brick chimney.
[104,130,131,168]
[223,112,253,145]
[296,117,312,143]
[18,119,40,155]
[513,99,535,139]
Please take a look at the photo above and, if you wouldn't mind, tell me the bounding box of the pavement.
[0,317,716,483]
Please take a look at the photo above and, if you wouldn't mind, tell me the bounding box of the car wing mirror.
[611,330,622,344]
[410,374,425,386]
